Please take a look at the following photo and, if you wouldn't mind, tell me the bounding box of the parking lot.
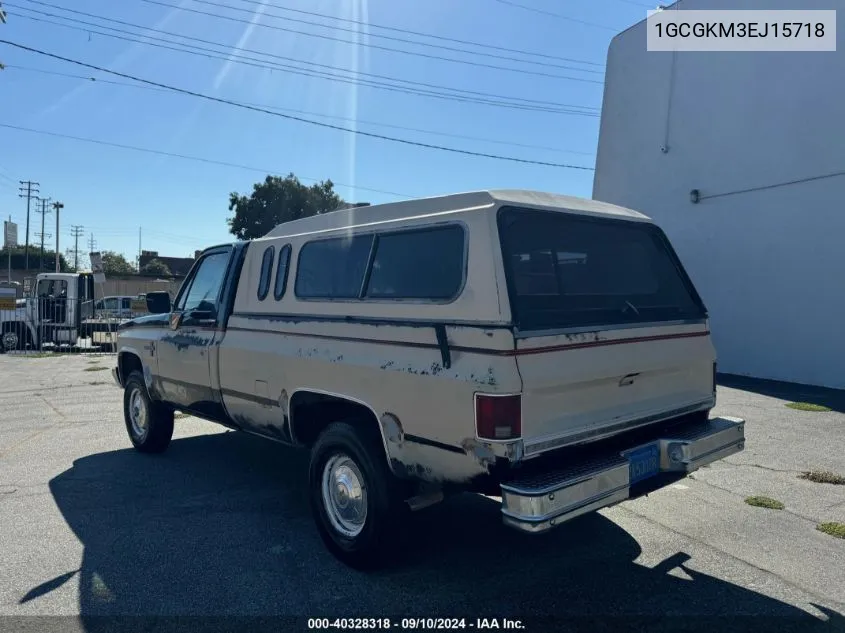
[1,354,844,632]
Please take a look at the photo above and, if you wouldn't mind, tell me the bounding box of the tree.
[100,251,136,276]
[0,246,70,271]
[140,258,172,277]
[227,173,345,240]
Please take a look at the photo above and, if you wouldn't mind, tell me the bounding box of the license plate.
[628,444,661,484]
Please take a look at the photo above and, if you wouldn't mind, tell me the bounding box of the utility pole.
[52,201,63,272]
[138,227,142,270]
[88,233,96,254]
[18,180,40,271]
[36,197,51,272]
[6,215,11,284]
[70,225,84,270]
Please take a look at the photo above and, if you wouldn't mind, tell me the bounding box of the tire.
[1,324,29,353]
[309,421,407,570]
[123,371,174,453]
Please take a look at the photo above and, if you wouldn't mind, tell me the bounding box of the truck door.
[155,247,232,417]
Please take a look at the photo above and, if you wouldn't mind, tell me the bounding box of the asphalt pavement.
[1,354,844,633]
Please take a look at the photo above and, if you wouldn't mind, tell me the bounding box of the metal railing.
[1,295,161,355]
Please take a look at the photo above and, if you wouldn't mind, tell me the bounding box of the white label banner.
[647,10,836,52]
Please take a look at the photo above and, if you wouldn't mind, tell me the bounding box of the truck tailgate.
[516,323,715,456]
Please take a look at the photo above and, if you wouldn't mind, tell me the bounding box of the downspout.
[661,1,682,154]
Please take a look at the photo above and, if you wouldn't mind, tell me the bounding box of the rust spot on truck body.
[161,332,209,352]
[563,331,602,343]
[380,413,404,445]
[461,438,497,469]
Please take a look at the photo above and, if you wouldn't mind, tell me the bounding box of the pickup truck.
[111,190,745,569]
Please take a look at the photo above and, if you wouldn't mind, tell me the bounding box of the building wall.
[593,0,845,388]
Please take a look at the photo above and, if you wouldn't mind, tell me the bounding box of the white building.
[592,0,845,389]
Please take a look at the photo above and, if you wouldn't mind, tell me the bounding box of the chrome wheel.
[1,331,18,351]
[321,454,368,538]
[128,387,149,441]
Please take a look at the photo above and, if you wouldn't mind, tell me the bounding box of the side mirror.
[146,291,172,314]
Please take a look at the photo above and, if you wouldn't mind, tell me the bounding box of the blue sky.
[0,0,651,263]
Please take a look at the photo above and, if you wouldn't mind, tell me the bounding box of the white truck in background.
[0,271,145,352]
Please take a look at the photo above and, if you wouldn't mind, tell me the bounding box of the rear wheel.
[309,421,407,570]
[123,371,174,453]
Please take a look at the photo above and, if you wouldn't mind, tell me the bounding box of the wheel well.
[119,352,143,382]
[289,391,384,450]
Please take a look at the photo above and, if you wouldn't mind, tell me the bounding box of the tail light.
[475,394,521,440]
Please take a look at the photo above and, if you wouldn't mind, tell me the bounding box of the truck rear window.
[498,207,706,332]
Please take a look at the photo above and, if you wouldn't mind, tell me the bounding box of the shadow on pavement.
[30,431,845,632]
[719,373,845,414]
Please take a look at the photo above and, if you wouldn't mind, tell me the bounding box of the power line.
[611,0,658,8]
[5,66,597,156]
[138,0,602,73]
[8,11,597,115]
[218,0,605,67]
[0,123,414,198]
[134,0,604,82]
[0,41,597,170]
[8,4,601,112]
[490,0,620,30]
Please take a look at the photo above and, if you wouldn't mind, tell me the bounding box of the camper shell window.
[497,207,707,332]
[294,224,466,302]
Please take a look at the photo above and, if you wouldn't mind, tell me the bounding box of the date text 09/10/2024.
[307,619,525,630]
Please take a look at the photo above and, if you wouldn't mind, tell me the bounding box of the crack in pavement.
[721,460,803,475]
[686,474,825,525]
[40,396,67,420]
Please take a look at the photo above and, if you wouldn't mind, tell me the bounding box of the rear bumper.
[500,415,745,533]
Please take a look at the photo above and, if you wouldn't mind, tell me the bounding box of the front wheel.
[309,421,407,570]
[123,371,174,453]
[1,324,28,353]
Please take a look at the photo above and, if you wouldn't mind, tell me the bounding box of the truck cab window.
[37,279,68,298]
[177,252,230,314]
[257,246,275,301]
[273,244,291,300]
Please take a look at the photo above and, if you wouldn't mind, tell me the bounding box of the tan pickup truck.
[111,190,745,568]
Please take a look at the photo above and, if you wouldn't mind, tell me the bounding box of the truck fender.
[117,346,154,390]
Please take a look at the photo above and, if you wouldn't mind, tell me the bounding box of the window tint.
[366,225,465,299]
[296,235,374,298]
[178,251,229,313]
[498,208,705,331]
[257,246,275,301]
[273,244,291,300]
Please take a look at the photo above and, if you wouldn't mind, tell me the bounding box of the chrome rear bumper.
[500,416,745,533]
